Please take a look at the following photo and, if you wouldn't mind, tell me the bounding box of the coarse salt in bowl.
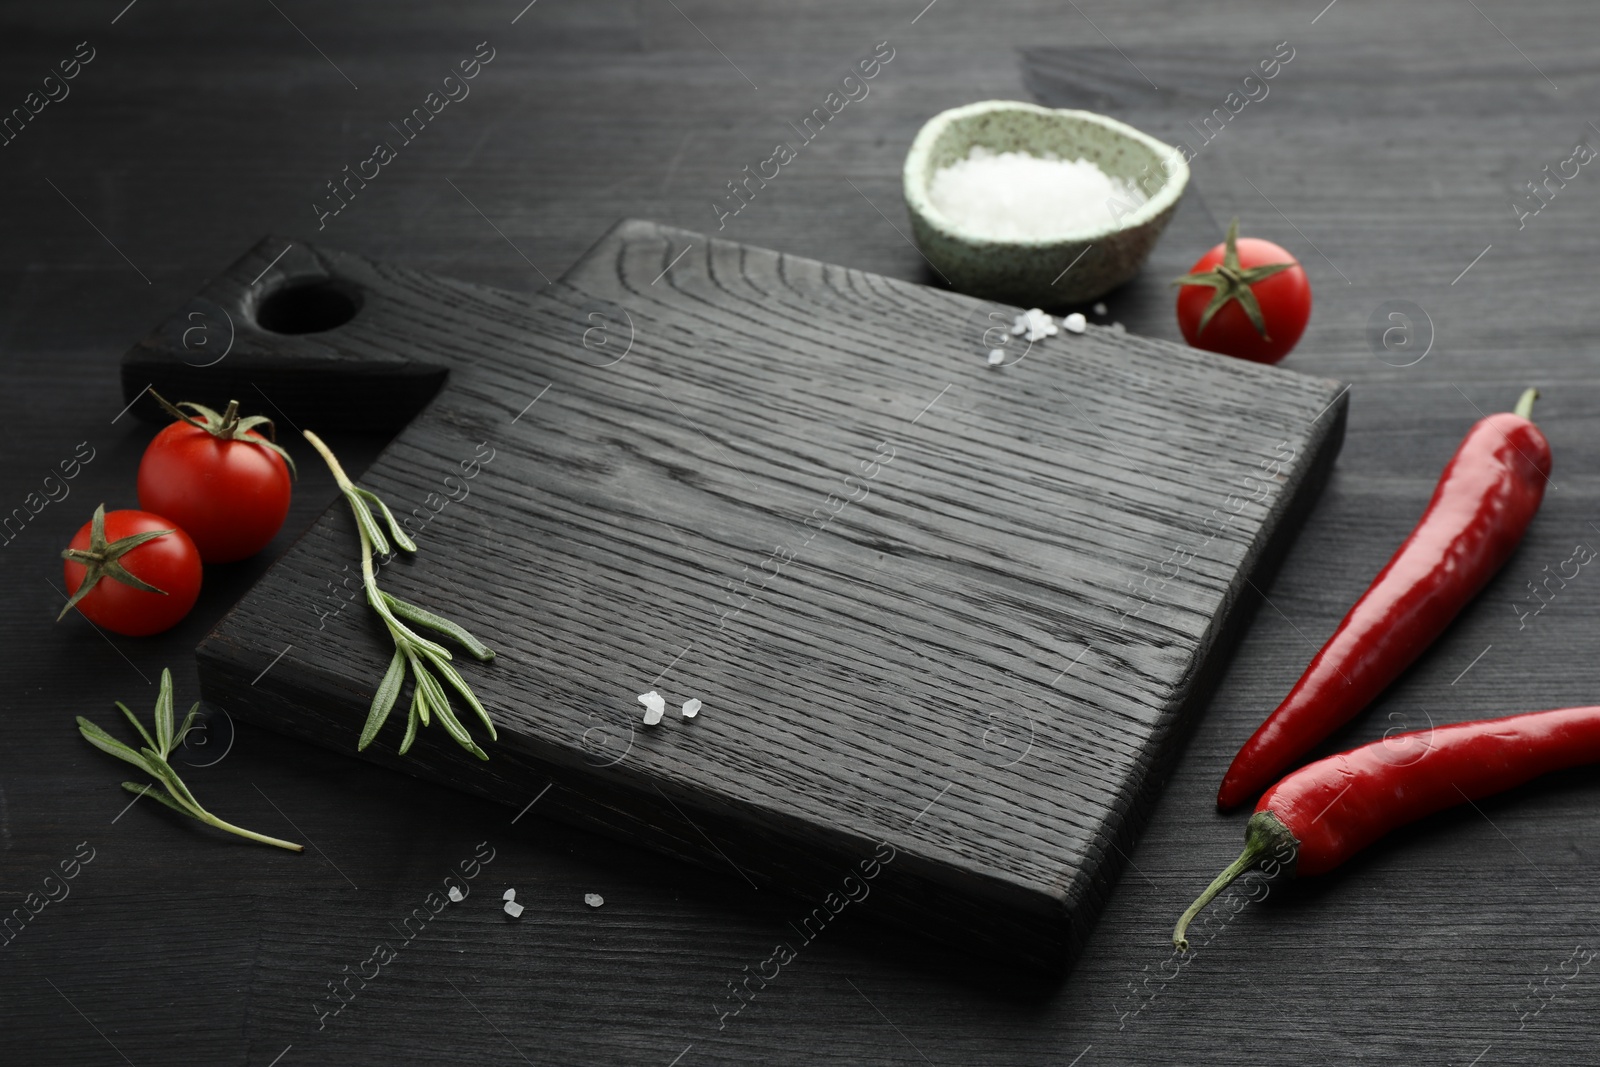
[903,100,1189,305]
[928,147,1146,241]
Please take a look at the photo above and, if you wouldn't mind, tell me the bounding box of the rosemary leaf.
[154,668,175,755]
[400,691,421,754]
[431,704,488,761]
[77,717,161,776]
[175,703,200,751]
[381,613,453,662]
[384,592,495,661]
[413,677,431,724]
[412,659,487,759]
[420,647,498,740]
[140,747,207,811]
[350,495,392,558]
[355,487,418,553]
[411,661,458,739]
[121,781,199,820]
[360,647,408,751]
[116,700,157,752]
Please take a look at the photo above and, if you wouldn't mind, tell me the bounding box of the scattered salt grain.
[986,348,1006,366]
[927,146,1146,241]
[1063,312,1087,334]
[1110,321,1126,333]
[447,886,465,903]
[1014,307,1055,342]
[637,690,666,725]
[1093,302,1108,316]
[502,888,524,918]
[682,698,702,718]
[585,893,605,908]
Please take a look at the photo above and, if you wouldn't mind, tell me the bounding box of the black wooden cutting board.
[121,221,1346,971]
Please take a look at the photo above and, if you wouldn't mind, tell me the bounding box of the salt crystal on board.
[682,698,702,718]
[987,348,1006,366]
[1020,308,1055,342]
[585,893,605,908]
[637,690,666,724]
[1063,312,1087,334]
[927,146,1145,241]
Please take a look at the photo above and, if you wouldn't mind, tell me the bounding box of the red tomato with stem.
[1174,218,1312,364]
[60,505,202,636]
[137,395,296,563]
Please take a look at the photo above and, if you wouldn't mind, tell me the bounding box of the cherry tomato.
[1175,219,1311,365]
[61,506,202,636]
[137,398,294,563]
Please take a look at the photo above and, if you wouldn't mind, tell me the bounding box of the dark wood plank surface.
[130,225,1342,971]
[1,1,1597,1063]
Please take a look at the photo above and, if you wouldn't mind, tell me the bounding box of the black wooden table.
[3,1,1596,1063]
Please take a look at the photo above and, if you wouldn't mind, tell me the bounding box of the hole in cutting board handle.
[122,238,451,431]
[254,278,362,334]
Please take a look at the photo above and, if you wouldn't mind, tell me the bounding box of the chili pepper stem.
[1514,387,1539,420]
[1173,811,1298,951]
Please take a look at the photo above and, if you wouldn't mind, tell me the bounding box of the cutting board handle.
[121,236,453,432]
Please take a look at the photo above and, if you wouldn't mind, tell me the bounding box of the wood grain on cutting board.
[125,221,1345,968]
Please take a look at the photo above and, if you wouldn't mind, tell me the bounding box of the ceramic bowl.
[902,100,1189,306]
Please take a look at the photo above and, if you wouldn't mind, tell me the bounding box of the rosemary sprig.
[302,430,497,761]
[76,669,303,851]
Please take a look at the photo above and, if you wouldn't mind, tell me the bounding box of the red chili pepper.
[1216,388,1551,810]
[1177,704,1600,949]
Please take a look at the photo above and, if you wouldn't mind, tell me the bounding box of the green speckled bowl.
[903,100,1188,306]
